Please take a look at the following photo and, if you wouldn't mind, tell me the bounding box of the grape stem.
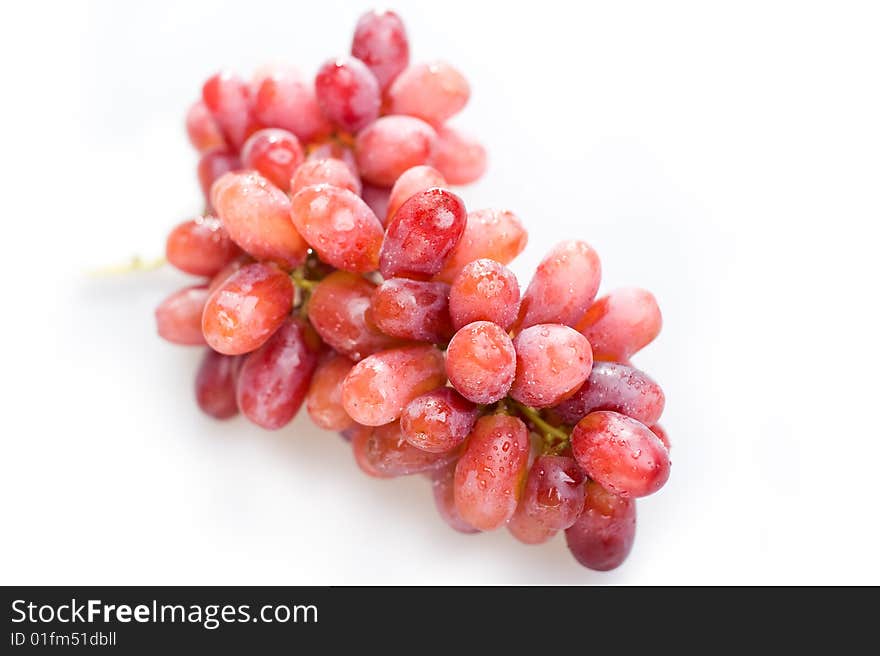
[290,269,318,291]
[509,400,570,445]
[88,256,167,277]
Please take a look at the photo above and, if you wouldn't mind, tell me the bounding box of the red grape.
[380,187,467,279]
[565,481,637,571]
[355,115,437,186]
[185,100,226,153]
[517,455,586,531]
[360,183,391,223]
[206,254,253,296]
[314,56,381,133]
[351,10,410,92]
[448,258,520,330]
[350,424,392,478]
[236,317,321,430]
[445,321,516,404]
[201,262,294,355]
[252,64,331,142]
[429,125,487,185]
[357,421,459,476]
[435,208,528,283]
[369,278,453,343]
[650,424,670,450]
[202,71,259,149]
[289,184,384,273]
[211,170,308,269]
[341,345,446,426]
[197,148,241,204]
[307,140,358,176]
[290,158,361,196]
[385,165,446,224]
[400,387,478,453]
[507,505,557,545]
[516,240,601,330]
[240,128,304,191]
[155,285,210,346]
[575,287,662,362]
[194,349,241,420]
[510,324,593,408]
[431,464,479,534]
[307,271,399,361]
[571,411,671,498]
[306,354,355,431]
[454,414,529,531]
[388,62,470,126]
[165,216,240,277]
[553,361,665,427]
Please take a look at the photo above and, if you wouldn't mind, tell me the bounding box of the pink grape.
[369,278,453,343]
[155,285,210,346]
[453,414,530,531]
[194,349,241,420]
[385,165,446,224]
[388,62,470,126]
[201,262,293,356]
[435,208,528,283]
[240,128,304,191]
[431,464,478,534]
[429,125,487,185]
[341,345,446,426]
[351,10,410,92]
[380,188,467,279]
[251,64,331,142]
[350,425,392,479]
[236,317,321,430]
[571,411,671,498]
[306,354,355,431]
[355,115,437,186]
[289,184,384,273]
[650,424,671,450]
[197,149,240,204]
[516,240,601,330]
[165,216,241,277]
[507,505,557,545]
[445,321,515,404]
[360,184,391,223]
[185,100,226,153]
[211,170,308,269]
[510,324,593,408]
[290,158,361,196]
[565,481,637,571]
[314,56,381,133]
[448,258,520,330]
[575,287,662,362]
[307,271,399,361]
[553,361,665,427]
[202,71,260,149]
[307,140,358,177]
[518,455,586,531]
[206,254,253,296]
[358,421,459,476]
[400,387,478,453]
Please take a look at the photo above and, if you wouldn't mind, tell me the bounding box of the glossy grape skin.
[553,361,665,427]
[197,149,241,204]
[202,71,259,149]
[357,421,459,476]
[290,158,361,196]
[314,56,381,133]
[445,321,516,404]
[185,100,226,153]
[369,278,453,343]
[251,64,331,143]
[236,317,321,430]
[307,271,398,361]
[448,258,520,331]
[575,287,662,362]
[306,354,355,431]
[431,464,479,534]
[518,455,586,531]
[516,240,602,330]
[360,184,391,223]
[435,208,528,284]
[211,171,308,270]
[342,345,446,426]
[400,387,478,453]
[509,324,593,408]
[388,62,470,126]
[380,188,467,279]
[650,424,670,450]
[350,425,392,478]
[453,414,530,531]
[507,504,557,545]
[571,411,671,498]
[429,125,487,185]
[165,216,240,277]
[206,254,253,296]
[194,349,241,420]
[240,128,304,191]
[355,115,437,186]
[155,285,210,346]
[289,184,384,273]
[201,262,294,355]
[385,165,446,224]
[565,481,637,571]
[351,10,409,92]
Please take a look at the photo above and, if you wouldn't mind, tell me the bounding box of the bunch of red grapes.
[155,9,671,572]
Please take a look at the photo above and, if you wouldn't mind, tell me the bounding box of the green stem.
[88,255,166,277]
[509,399,570,445]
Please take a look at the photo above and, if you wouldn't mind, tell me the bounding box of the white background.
[1,0,878,585]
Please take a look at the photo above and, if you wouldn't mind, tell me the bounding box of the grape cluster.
[156,9,671,572]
